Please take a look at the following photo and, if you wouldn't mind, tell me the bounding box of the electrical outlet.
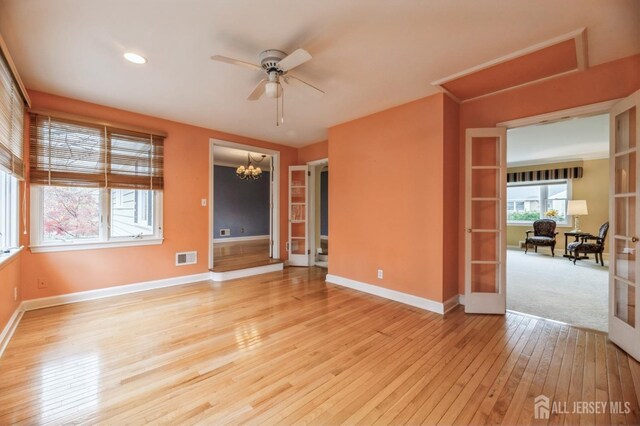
[241,227,245,234]
[14,287,17,301]
[201,198,207,207]
[37,278,48,289]
[377,269,383,279]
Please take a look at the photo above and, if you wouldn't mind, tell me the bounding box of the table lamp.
[567,200,588,232]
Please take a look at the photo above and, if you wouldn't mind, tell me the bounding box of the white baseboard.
[459,294,466,305]
[443,295,460,313]
[0,306,24,358]
[210,263,283,281]
[21,272,212,312]
[213,235,270,243]
[325,274,447,315]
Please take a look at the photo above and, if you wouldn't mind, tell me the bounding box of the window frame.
[0,170,18,252]
[506,179,571,226]
[30,185,163,253]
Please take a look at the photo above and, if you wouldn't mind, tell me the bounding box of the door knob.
[632,237,639,243]
[467,228,472,233]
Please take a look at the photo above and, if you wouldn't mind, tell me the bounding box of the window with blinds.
[29,114,164,190]
[0,49,25,179]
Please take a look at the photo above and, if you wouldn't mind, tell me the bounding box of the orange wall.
[21,91,297,300]
[0,254,21,334]
[328,93,451,302]
[457,54,640,294]
[297,140,328,164]
[442,95,460,301]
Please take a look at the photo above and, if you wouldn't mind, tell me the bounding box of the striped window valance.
[507,167,583,183]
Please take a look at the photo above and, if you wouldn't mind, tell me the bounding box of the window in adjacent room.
[29,114,164,252]
[507,180,569,224]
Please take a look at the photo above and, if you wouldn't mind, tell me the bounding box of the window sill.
[508,222,569,226]
[0,246,24,271]
[30,238,163,254]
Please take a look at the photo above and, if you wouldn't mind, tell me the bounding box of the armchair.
[524,219,558,256]
[567,222,609,266]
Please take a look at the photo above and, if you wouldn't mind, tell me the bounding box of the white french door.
[464,128,507,314]
[288,165,309,266]
[609,89,640,361]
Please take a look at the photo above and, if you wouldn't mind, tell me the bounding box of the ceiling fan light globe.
[265,81,279,98]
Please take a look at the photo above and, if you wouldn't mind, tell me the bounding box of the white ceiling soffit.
[507,113,609,167]
[0,0,638,147]
[213,145,271,167]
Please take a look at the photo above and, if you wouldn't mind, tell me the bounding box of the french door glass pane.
[615,196,636,237]
[472,200,498,230]
[615,152,636,193]
[471,137,499,166]
[471,232,498,262]
[614,238,636,282]
[471,263,499,293]
[614,107,636,153]
[614,280,636,326]
[472,169,498,198]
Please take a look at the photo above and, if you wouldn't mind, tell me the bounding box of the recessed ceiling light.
[124,52,147,64]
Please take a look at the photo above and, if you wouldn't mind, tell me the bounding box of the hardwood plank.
[0,266,638,424]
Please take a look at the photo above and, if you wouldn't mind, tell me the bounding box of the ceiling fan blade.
[247,79,267,100]
[210,55,261,71]
[277,48,312,71]
[285,75,325,94]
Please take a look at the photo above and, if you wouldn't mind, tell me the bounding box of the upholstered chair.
[567,222,609,266]
[524,219,558,256]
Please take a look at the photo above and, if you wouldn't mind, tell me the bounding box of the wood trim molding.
[210,263,283,281]
[497,99,621,129]
[325,274,447,315]
[432,27,588,103]
[213,235,270,243]
[0,306,23,358]
[0,32,30,107]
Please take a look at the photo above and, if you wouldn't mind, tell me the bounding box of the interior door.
[609,89,640,361]
[464,128,507,314]
[288,165,309,266]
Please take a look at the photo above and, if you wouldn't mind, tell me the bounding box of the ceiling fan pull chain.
[281,84,285,125]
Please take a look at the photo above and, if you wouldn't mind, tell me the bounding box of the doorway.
[503,113,610,331]
[208,139,280,272]
[308,159,329,268]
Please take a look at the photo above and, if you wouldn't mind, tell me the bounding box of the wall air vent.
[176,251,197,266]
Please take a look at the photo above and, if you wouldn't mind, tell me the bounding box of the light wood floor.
[1,267,639,424]
[212,239,280,272]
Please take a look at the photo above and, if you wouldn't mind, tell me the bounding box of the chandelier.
[236,153,266,180]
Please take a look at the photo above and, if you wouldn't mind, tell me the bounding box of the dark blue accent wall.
[214,166,270,238]
[321,170,328,236]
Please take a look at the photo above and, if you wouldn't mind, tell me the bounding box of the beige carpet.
[506,248,608,332]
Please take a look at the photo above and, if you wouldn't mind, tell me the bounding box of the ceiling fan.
[210,48,324,101]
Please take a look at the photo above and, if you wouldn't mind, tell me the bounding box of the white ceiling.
[0,1,638,147]
[507,113,609,166]
[213,145,271,167]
